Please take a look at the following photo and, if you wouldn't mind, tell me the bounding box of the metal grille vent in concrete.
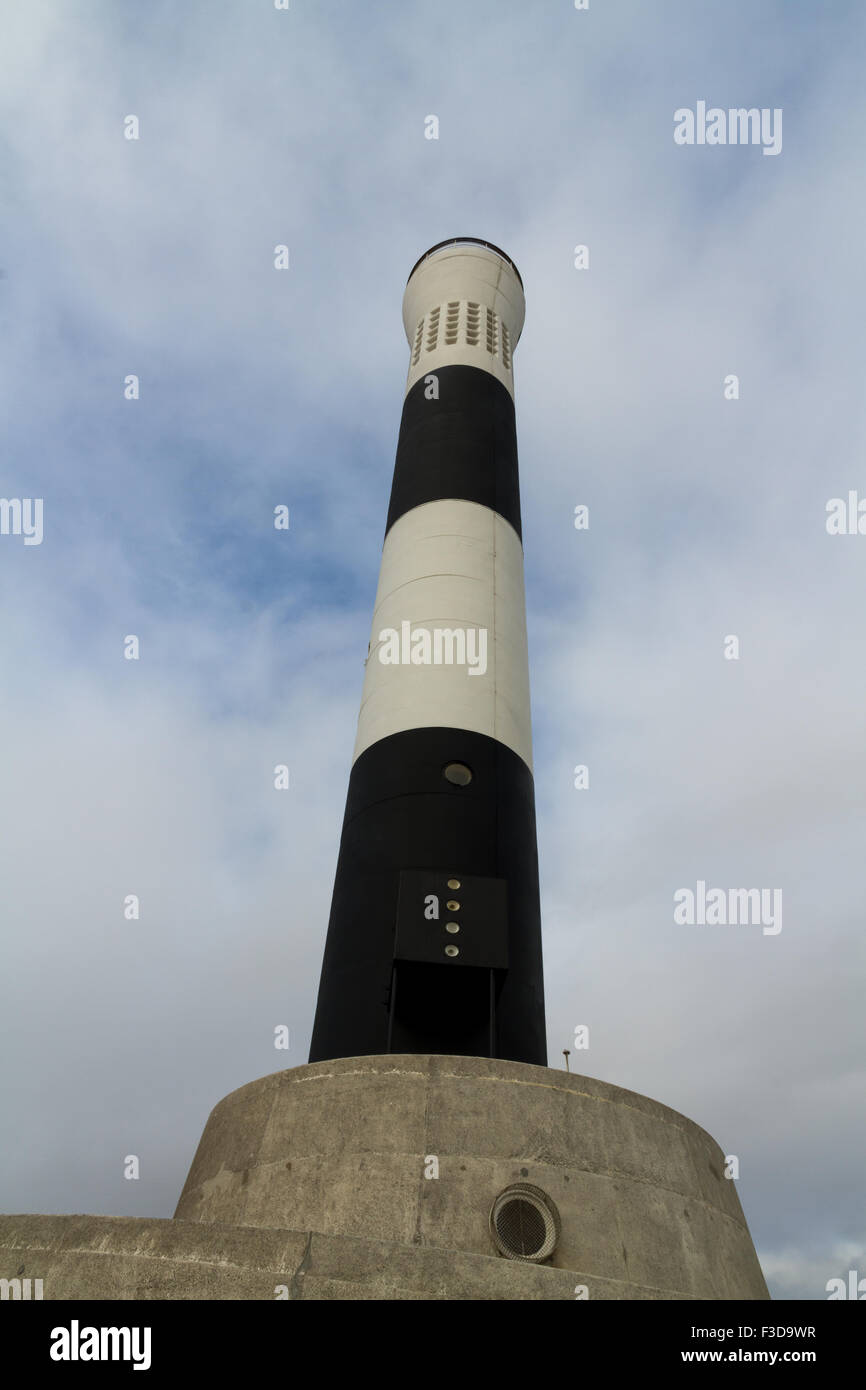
[490,1184,560,1263]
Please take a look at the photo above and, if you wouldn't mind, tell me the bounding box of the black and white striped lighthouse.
[0,245,771,1303]
[310,239,546,1066]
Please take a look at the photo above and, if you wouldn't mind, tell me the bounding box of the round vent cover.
[489,1183,560,1263]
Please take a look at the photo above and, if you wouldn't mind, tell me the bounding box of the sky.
[1,0,864,1302]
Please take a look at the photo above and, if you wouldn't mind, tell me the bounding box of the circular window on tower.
[443,762,472,786]
[489,1184,560,1263]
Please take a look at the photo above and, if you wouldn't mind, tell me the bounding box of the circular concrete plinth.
[175,1055,768,1300]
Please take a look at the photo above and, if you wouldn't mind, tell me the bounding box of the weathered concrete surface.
[0,1057,769,1299]
[174,1056,769,1299]
[0,1214,307,1300]
[0,1213,693,1299]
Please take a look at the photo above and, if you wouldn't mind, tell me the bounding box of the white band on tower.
[353,498,533,769]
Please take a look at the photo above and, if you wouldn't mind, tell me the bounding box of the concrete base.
[0,1057,769,1300]
[0,1213,696,1300]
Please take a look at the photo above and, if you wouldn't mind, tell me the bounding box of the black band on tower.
[386,366,523,540]
[308,726,545,1066]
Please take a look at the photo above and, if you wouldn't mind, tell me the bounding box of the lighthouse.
[310,238,545,1066]
[0,241,770,1300]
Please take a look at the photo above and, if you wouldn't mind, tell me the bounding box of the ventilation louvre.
[490,1184,560,1263]
[410,301,514,376]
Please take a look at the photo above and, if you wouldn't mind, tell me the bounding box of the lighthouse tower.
[0,241,770,1300]
[310,238,545,1067]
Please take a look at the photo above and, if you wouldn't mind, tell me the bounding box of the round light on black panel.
[443,762,472,786]
[447,878,461,889]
